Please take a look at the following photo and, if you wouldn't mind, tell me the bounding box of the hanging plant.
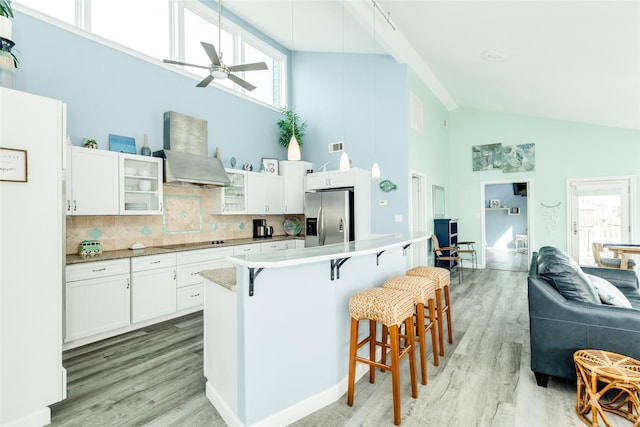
[0,0,13,18]
[277,108,307,148]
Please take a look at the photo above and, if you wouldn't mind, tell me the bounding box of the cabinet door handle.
[150,260,161,264]
[159,202,163,212]
[173,270,176,280]
[92,268,106,272]
[67,200,71,211]
[126,278,130,289]
[191,293,200,298]
[73,200,77,211]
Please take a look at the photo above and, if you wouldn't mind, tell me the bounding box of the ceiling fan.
[162,2,268,91]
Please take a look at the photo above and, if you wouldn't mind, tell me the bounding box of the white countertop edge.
[227,233,429,269]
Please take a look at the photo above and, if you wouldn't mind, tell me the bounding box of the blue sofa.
[528,246,640,387]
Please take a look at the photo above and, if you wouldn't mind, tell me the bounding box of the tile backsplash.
[66,184,302,254]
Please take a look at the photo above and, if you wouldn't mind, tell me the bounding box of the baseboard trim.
[3,407,51,427]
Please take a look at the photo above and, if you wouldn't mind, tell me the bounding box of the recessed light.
[481,49,508,62]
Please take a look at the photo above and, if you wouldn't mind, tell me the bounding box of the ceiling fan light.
[288,135,301,161]
[211,66,228,79]
[371,162,381,178]
[339,151,350,171]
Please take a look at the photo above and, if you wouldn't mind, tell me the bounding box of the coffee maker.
[253,219,273,238]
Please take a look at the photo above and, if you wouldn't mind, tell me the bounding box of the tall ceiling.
[223,0,640,130]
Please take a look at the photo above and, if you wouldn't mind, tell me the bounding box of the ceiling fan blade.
[163,59,210,70]
[200,42,221,66]
[196,75,214,87]
[228,62,268,72]
[228,73,256,92]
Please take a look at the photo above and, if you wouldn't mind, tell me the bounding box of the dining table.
[602,243,640,269]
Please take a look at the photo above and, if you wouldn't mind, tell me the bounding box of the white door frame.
[409,170,427,267]
[480,178,535,268]
[566,175,636,261]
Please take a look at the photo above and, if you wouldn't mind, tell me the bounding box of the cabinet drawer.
[177,259,232,288]
[176,247,233,264]
[233,244,261,255]
[260,241,288,252]
[305,173,329,190]
[131,253,176,272]
[177,284,204,310]
[66,258,130,282]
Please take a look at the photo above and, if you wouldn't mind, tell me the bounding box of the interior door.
[568,178,632,264]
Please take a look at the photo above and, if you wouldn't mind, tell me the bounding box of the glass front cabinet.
[211,169,247,214]
[119,153,163,215]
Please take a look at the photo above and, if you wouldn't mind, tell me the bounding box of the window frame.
[14,0,287,110]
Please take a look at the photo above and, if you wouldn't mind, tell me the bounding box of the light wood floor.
[50,268,626,427]
[484,247,529,272]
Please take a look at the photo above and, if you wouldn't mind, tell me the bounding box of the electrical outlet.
[379,200,388,206]
[394,214,403,222]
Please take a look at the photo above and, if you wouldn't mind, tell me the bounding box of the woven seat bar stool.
[573,349,640,427]
[382,275,439,385]
[347,287,418,426]
[406,266,452,357]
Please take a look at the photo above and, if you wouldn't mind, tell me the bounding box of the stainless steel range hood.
[153,111,231,186]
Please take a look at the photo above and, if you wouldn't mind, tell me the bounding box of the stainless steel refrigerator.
[305,189,355,247]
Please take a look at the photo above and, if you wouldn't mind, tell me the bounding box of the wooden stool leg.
[406,317,418,399]
[347,317,359,407]
[369,319,376,383]
[389,324,402,426]
[444,285,453,345]
[415,303,427,385]
[428,298,439,366]
[381,325,388,371]
[435,288,445,356]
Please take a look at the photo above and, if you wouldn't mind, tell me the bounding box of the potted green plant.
[0,0,18,69]
[277,108,307,149]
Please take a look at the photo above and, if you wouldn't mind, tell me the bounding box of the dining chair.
[430,234,463,283]
[592,242,636,270]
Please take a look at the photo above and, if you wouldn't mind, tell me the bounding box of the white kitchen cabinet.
[260,240,288,252]
[176,247,233,310]
[119,153,163,215]
[69,146,119,215]
[305,169,359,191]
[233,244,261,255]
[131,254,177,323]
[280,161,311,214]
[65,259,131,342]
[247,172,284,214]
[211,169,247,214]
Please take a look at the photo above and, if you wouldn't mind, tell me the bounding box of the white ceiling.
[224,0,640,130]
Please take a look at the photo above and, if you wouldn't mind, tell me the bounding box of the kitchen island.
[201,233,429,427]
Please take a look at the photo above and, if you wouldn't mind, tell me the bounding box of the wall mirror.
[433,185,445,218]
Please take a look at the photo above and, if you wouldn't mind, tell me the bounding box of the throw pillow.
[537,248,601,304]
[587,274,632,308]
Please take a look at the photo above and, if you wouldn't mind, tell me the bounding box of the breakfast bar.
[200,233,429,427]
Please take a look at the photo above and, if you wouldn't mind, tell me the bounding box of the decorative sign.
[0,148,28,182]
[261,158,279,175]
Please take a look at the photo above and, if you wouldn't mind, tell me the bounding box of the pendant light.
[287,0,301,161]
[371,1,381,178]
[340,151,350,171]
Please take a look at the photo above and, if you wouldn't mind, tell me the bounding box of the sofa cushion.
[537,247,600,304]
[587,274,632,308]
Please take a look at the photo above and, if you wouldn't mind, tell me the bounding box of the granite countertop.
[200,267,236,291]
[66,235,304,265]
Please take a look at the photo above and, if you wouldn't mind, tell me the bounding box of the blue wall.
[292,51,409,234]
[13,11,285,170]
[485,183,528,248]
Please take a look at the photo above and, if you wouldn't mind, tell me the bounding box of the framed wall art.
[261,158,279,175]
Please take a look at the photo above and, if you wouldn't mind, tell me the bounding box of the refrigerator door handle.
[318,206,325,246]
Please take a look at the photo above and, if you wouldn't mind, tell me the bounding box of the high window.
[15,0,286,108]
